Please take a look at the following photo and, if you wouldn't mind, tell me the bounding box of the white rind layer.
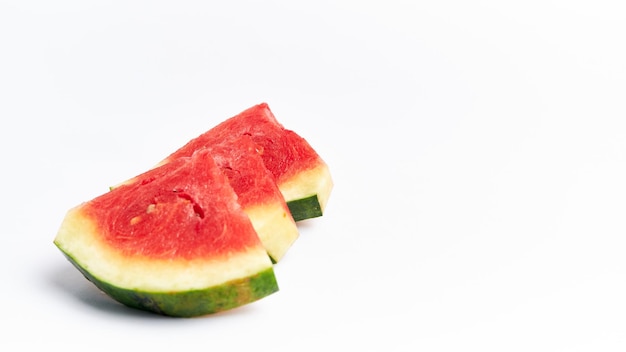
[54,206,274,292]
[245,202,299,262]
[279,162,333,212]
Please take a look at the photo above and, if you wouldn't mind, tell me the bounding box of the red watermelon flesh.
[159,103,333,221]
[203,134,299,263]
[54,148,278,317]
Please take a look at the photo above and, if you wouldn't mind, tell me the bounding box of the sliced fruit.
[159,103,333,221]
[117,134,300,262]
[54,149,278,317]
[206,135,299,263]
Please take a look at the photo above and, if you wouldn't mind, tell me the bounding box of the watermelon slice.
[54,149,278,317]
[117,134,299,263]
[159,103,333,221]
[206,135,299,263]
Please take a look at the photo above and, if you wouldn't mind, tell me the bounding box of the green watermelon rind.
[279,162,333,222]
[58,249,279,317]
[287,196,323,222]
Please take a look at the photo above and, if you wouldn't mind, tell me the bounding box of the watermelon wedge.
[206,135,299,263]
[54,149,278,317]
[159,103,333,221]
[117,134,299,263]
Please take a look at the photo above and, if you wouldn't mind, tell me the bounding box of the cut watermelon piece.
[160,103,333,221]
[54,149,278,317]
[206,135,299,263]
[117,134,299,263]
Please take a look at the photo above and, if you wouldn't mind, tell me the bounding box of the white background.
[1,1,625,350]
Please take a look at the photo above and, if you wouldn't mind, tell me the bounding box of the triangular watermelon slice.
[160,103,333,221]
[200,135,299,263]
[54,149,278,317]
[117,134,300,263]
